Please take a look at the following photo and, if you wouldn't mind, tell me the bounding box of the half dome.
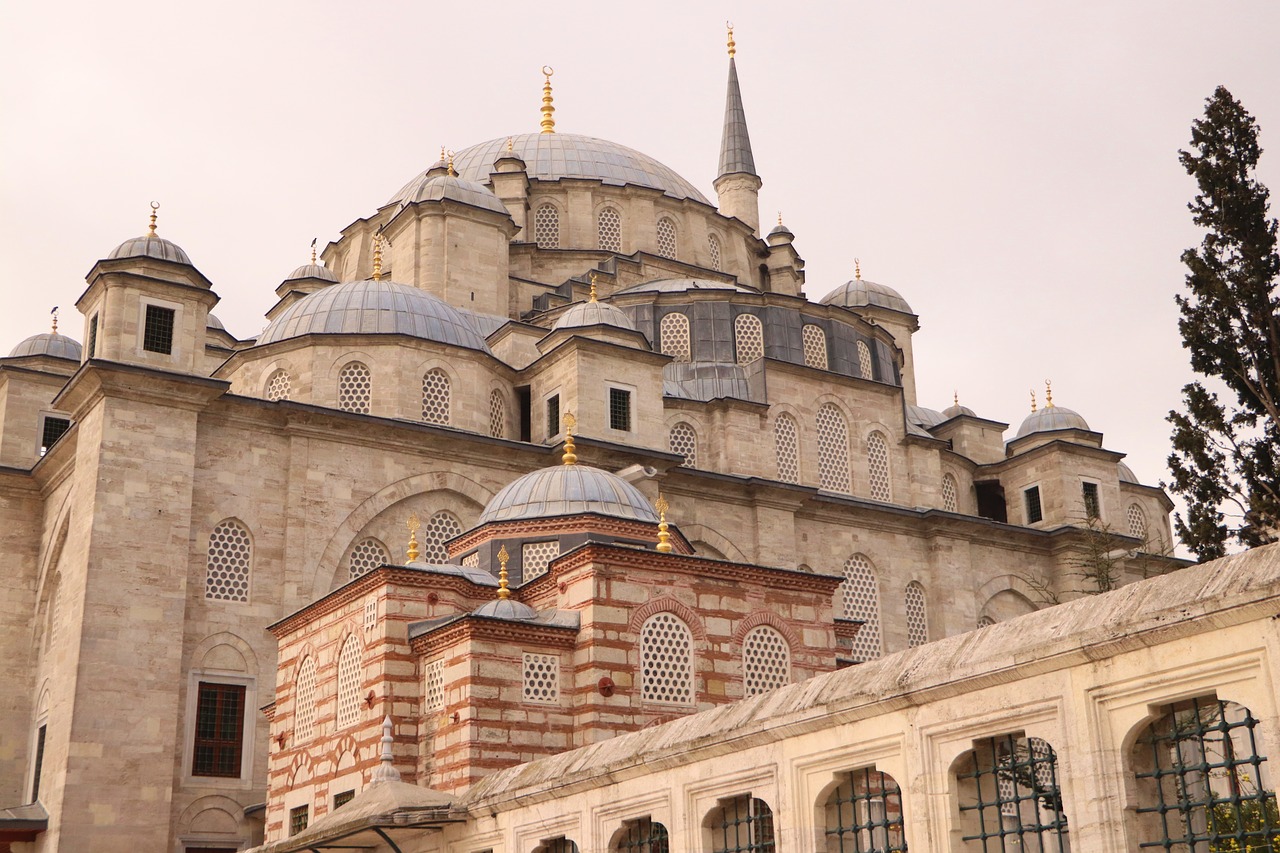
[107,235,192,266]
[9,333,82,360]
[1015,406,1091,439]
[479,464,659,525]
[821,279,913,315]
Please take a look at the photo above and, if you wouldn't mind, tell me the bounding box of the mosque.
[6,29,1269,853]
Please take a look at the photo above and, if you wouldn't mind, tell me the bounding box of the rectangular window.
[546,394,560,439]
[1082,482,1100,519]
[40,416,71,454]
[333,790,355,810]
[609,387,631,431]
[289,805,309,836]
[142,304,175,354]
[31,725,46,801]
[87,314,98,358]
[1024,486,1043,524]
[192,682,244,777]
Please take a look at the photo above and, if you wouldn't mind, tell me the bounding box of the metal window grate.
[1025,487,1043,524]
[609,388,632,431]
[1135,696,1279,851]
[775,414,800,484]
[660,312,692,362]
[40,416,71,452]
[289,805,309,837]
[599,207,622,252]
[942,474,959,513]
[294,657,318,742]
[613,817,670,853]
[669,422,698,467]
[333,790,355,810]
[957,734,1069,851]
[547,395,561,439]
[1082,482,1100,519]
[803,324,828,369]
[193,682,245,777]
[817,404,851,493]
[824,766,908,852]
[335,635,362,730]
[142,304,175,354]
[711,795,776,853]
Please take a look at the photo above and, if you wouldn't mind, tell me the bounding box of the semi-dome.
[1118,461,1138,483]
[479,464,659,525]
[906,405,945,429]
[821,279,913,315]
[1014,406,1091,439]
[391,174,511,217]
[615,278,757,295]
[9,332,82,360]
[285,263,339,283]
[256,279,493,353]
[107,234,192,266]
[551,300,637,332]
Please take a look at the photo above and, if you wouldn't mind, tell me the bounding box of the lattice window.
[669,422,698,468]
[489,389,505,438]
[461,552,480,568]
[333,790,355,810]
[349,538,390,580]
[1127,503,1148,542]
[824,767,908,852]
[656,217,677,259]
[659,312,692,362]
[612,817,670,853]
[774,414,800,483]
[905,582,928,647]
[423,659,445,712]
[742,626,790,697]
[816,404,851,493]
[337,362,371,414]
[294,656,318,741]
[977,615,996,629]
[265,369,291,402]
[363,597,377,632]
[957,735,1069,850]
[841,555,882,662]
[289,805,308,837]
[522,652,560,704]
[708,232,722,271]
[598,207,622,252]
[735,314,765,364]
[205,519,252,602]
[521,540,560,581]
[639,612,694,705]
[336,635,362,730]
[46,581,60,649]
[709,795,775,853]
[868,431,892,502]
[857,340,874,379]
[534,203,560,249]
[421,368,450,425]
[802,324,828,369]
[943,473,959,513]
[422,511,462,563]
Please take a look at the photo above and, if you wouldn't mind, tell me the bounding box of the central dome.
[479,464,659,525]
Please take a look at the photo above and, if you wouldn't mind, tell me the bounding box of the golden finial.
[496,545,511,600]
[406,514,421,563]
[589,272,598,303]
[1044,379,1054,408]
[854,258,862,281]
[540,66,556,134]
[777,211,783,226]
[1030,389,1037,413]
[439,145,446,162]
[372,232,384,281]
[506,136,514,153]
[655,495,673,553]
[147,201,159,237]
[726,22,736,58]
[310,237,317,265]
[953,390,959,407]
[50,307,58,335]
[447,150,456,178]
[562,411,577,465]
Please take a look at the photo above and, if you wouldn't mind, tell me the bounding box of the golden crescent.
[726,20,733,29]
[542,65,554,77]
[150,201,160,210]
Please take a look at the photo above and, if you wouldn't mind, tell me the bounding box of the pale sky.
[3,1,1278,545]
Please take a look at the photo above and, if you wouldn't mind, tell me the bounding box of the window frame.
[86,312,98,359]
[190,681,247,780]
[607,384,634,434]
[182,672,256,788]
[545,391,562,441]
[1024,485,1044,524]
[137,297,182,360]
[36,412,72,458]
[1082,480,1101,520]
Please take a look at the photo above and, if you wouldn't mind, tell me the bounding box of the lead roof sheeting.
[718,58,758,178]
[479,465,659,525]
[9,333,82,360]
[106,235,192,265]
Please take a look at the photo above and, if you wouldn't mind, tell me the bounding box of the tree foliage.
[1166,86,1280,561]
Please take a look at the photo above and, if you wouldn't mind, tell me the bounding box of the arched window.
[856,340,874,380]
[598,207,622,252]
[774,413,800,484]
[905,582,928,647]
[45,575,61,651]
[639,612,694,705]
[656,216,678,259]
[337,362,371,414]
[611,817,670,853]
[335,635,362,730]
[816,404,851,493]
[867,431,892,502]
[956,735,1069,849]
[534,203,560,249]
[265,369,291,402]
[348,538,390,580]
[942,473,959,513]
[742,625,790,697]
[533,839,578,853]
[294,656,318,742]
[735,314,765,364]
[977,615,996,629]
[421,368,450,425]
[205,519,252,602]
[421,511,462,563]
[841,554,881,662]
[824,767,908,852]
[1127,503,1148,542]
[707,795,775,853]
[802,324,828,369]
[669,422,698,467]
[659,312,691,362]
[489,389,505,438]
[707,232,722,270]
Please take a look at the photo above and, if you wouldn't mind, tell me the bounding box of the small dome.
[206,313,225,331]
[393,174,510,217]
[107,235,192,266]
[767,222,794,244]
[616,278,757,295]
[8,332,82,360]
[472,597,537,620]
[1015,406,1091,439]
[943,403,977,419]
[820,279,913,314]
[257,279,493,353]
[906,405,945,429]
[285,263,339,283]
[1118,461,1138,483]
[479,464,659,525]
[552,300,637,332]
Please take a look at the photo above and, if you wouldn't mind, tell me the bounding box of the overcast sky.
[2,1,1278,544]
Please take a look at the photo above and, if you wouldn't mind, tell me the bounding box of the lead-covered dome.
[473,597,537,620]
[906,405,945,429]
[552,300,636,332]
[390,174,510,217]
[821,279,913,314]
[1118,461,1138,483]
[1015,406,1091,439]
[285,263,339,283]
[479,464,659,525]
[107,234,192,265]
[9,332,82,360]
[257,279,492,353]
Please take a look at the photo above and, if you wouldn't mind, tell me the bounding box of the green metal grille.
[333,789,354,810]
[711,795,775,853]
[613,817,670,853]
[824,767,908,852]
[957,734,1069,851]
[289,805,308,836]
[1135,696,1279,851]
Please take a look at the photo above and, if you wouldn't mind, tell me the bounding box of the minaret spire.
[714,23,762,234]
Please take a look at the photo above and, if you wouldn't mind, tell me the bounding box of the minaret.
[714,24,762,234]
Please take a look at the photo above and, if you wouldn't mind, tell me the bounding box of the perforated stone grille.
[489,390,505,438]
[743,626,790,697]
[1127,503,1147,541]
[295,657,317,741]
[423,659,444,712]
[802,325,828,369]
[640,612,694,705]
[363,597,377,632]
[336,635,362,729]
[522,652,560,704]
[205,519,252,601]
[775,414,800,483]
[656,217,677,259]
[707,232,722,270]
[942,474,959,512]
[266,369,291,401]
[461,552,479,568]
[817,404,851,492]
[534,203,559,248]
[521,540,560,581]
[841,555,882,661]
[338,362,371,414]
[734,314,764,364]
[868,431,892,502]
[857,340,873,379]
[422,512,462,563]
[598,207,621,252]
[669,422,698,467]
[349,538,390,580]
[905,582,928,647]
[421,368,450,425]
[659,313,691,362]
[977,615,996,628]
